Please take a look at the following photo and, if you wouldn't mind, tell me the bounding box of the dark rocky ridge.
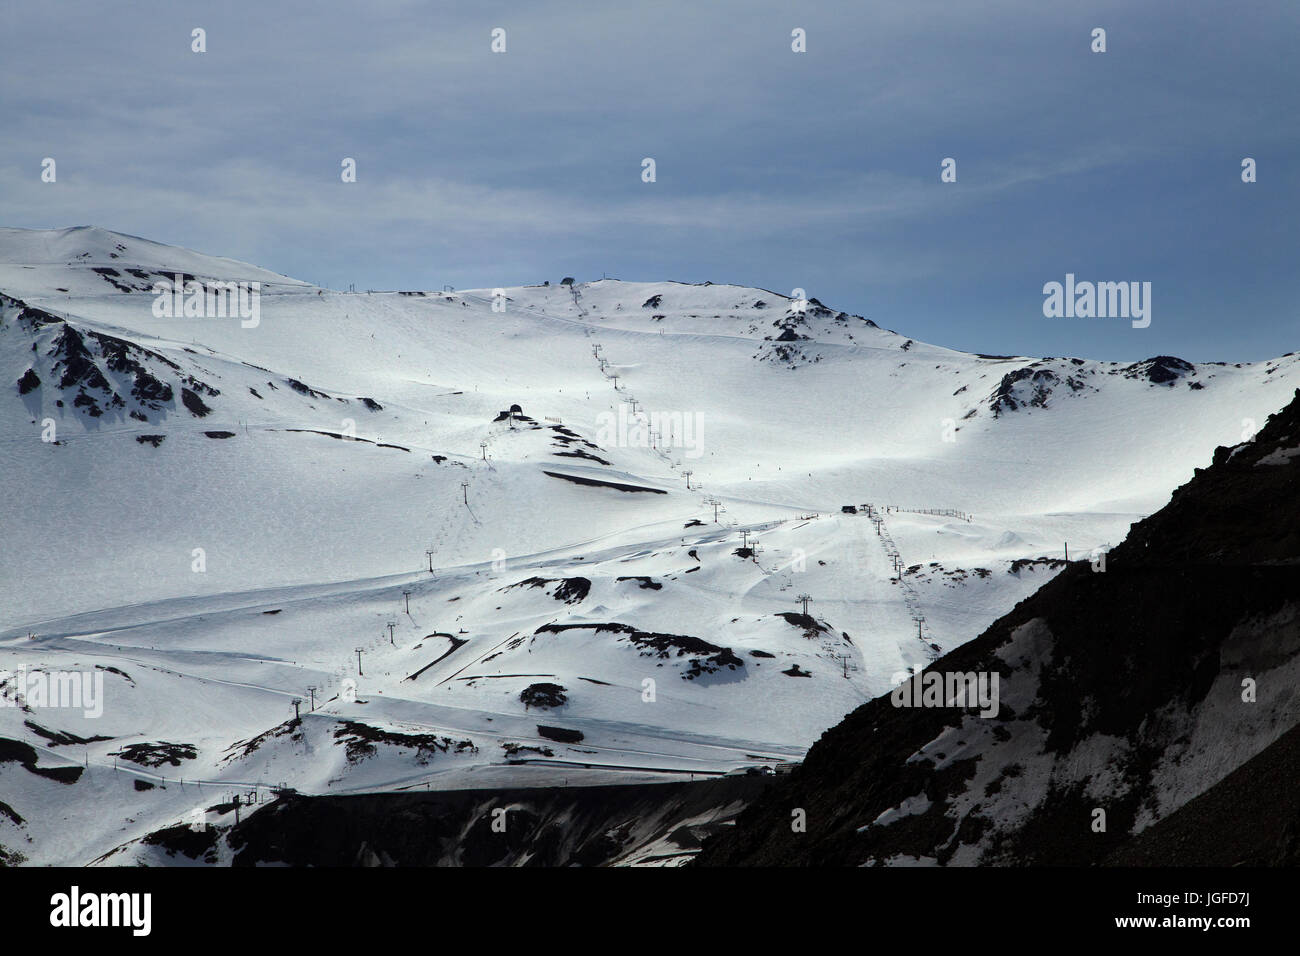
[982,354,1211,419]
[1102,720,1300,866]
[179,776,774,866]
[3,291,219,421]
[534,622,744,679]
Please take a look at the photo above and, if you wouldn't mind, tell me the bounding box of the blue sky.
[2,0,1296,361]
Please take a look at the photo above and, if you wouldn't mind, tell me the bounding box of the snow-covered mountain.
[2,225,1298,866]
[697,386,1300,866]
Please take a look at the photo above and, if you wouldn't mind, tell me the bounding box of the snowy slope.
[697,386,1300,867]
[2,226,1298,865]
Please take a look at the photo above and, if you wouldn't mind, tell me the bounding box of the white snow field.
[2,225,1298,865]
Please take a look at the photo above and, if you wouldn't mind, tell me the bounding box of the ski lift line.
[864,507,939,657]
[19,504,811,643]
